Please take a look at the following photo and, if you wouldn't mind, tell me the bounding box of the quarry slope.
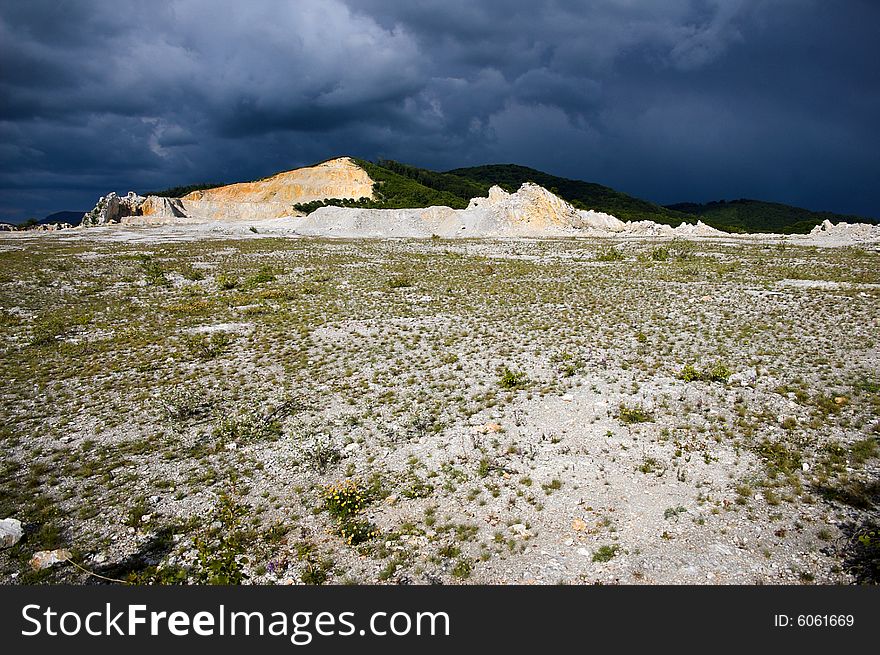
[82,157,374,226]
[182,156,374,205]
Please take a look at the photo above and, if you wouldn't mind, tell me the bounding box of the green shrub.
[678,362,731,384]
[158,384,213,422]
[323,479,368,522]
[193,493,248,585]
[650,246,670,261]
[703,362,732,383]
[452,557,473,579]
[322,479,379,546]
[592,544,619,562]
[181,266,205,281]
[138,255,169,287]
[30,316,69,346]
[216,272,239,290]
[755,439,802,478]
[300,559,332,585]
[30,312,90,347]
[246,265,276,286]
[337,518,379,547]
[300,435,342,472]
[851,438,879,465]
[499,367,529,390]
[679,364,701,382]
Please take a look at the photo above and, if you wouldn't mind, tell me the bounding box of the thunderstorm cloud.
[1,0,878,219]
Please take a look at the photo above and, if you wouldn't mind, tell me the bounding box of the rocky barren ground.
[0,230,878,585]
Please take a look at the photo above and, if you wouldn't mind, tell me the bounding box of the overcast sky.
[1,0,878,220]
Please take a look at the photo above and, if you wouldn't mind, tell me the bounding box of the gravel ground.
[0,230,877,585]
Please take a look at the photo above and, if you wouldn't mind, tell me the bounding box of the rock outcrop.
[82,192,147,226]
[83,157,376,227]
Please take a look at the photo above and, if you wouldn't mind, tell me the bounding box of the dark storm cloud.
[1,0,878,220]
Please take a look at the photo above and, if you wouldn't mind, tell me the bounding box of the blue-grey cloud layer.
[1,0,878,219]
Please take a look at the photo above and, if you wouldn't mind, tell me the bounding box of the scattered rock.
[729,368,758,387]
[510,523,528,536]
[0,518,23,548]
[472,422,503,434]
[30,549,72,570]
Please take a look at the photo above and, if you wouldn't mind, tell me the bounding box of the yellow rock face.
[182,157,375,205]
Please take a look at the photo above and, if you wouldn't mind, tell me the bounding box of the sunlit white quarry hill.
[79,157,880,244]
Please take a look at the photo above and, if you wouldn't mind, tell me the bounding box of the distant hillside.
[375,160,490,203]
[143,183,223,198]
[6,211,85,227]
[77,157,878,234]
[292,159,475,213]
[43,211,84,226]
[666,199,875,234]
[446,164,694,226]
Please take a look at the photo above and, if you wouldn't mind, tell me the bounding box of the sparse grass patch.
[387,275,413,289]
[213,410,282,446]
[158,383,213,422]
[618,403,653,424]
[754,439,802,479]
[596,247,625,262]
[592,544,620,562]
[184,331,234,359]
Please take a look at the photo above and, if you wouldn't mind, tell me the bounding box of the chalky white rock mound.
[808,219,880,243]
[577,209,628,232]
[296,183,593,237]
[465,183,584,233]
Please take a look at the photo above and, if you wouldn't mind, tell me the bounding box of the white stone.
[30,549,72,570]
[0,518,23,548]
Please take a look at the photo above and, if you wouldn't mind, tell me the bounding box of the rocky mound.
[809,219,880,242]
[183,157,374,205]
[297,183,732,238]
[297,183,593,237]
[82,157,376,226]
[466,183,583,231]
[78,162,877,245]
